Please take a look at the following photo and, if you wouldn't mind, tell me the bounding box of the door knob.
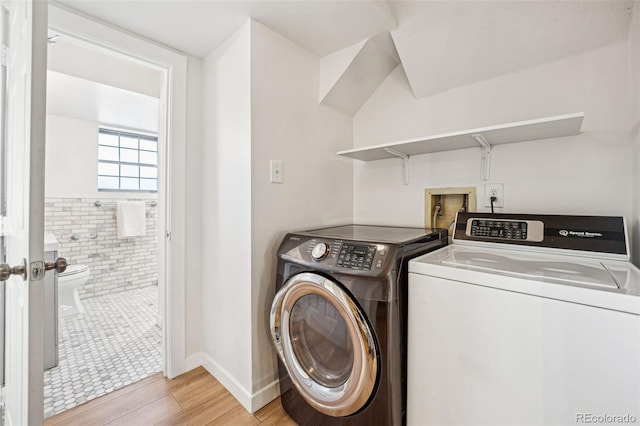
[45,257,67,274]
[0,259,27,281]
[0,257,67,281]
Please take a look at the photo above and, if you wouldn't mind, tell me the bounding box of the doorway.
[42,31,166,418]
[0,5,188,422]
[46,0,190,382]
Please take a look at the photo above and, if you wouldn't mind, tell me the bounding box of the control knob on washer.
[311,242,330,261]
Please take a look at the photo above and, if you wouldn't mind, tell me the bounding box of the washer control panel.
[466,218,544,242]
[454,212,627,255]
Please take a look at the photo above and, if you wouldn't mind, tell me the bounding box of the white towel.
[116,201,146,239]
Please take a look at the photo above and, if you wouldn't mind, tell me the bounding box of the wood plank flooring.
[45,367,297,426]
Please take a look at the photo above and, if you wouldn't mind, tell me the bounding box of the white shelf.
[337,112,584,161]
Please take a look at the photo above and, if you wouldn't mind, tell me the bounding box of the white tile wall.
[44,198,158,298]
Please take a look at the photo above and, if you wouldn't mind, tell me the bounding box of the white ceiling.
[55,0,397,58]
[390,0,635,98]
[47,71,159,133]
[48,36,163,98]
[53,0,635,101]
[46,35,161,131]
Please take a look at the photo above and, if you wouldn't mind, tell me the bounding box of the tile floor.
[44,285,161,418]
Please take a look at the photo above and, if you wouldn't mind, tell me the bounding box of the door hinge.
[166,231,171,241]
[1,45,7,67]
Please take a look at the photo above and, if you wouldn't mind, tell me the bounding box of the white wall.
[250,20,353,397]
[201,22,254,405]
[199,19,353,412]
[45,114,157,200]
[353,42,632,230]
[184,56,203,357]
[45,114,98,198]
[630,4,640,267]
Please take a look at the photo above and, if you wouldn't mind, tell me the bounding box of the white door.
[2,0,48,425]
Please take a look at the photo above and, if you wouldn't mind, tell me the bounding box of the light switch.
[270,160,283,183]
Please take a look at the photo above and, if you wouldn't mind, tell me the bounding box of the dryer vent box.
[425,187,477,230]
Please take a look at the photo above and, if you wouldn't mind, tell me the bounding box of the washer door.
[270,272,379,417]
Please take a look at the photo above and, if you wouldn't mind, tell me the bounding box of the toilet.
[58,264,90,317]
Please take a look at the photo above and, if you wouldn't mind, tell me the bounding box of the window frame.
[97,127,159,193]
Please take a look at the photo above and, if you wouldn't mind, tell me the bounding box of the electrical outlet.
[484,183,504,208]
[270,160,283,183]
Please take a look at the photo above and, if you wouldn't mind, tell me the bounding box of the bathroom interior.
[42,33,165,418]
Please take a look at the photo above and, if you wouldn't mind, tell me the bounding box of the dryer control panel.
[280,237,391,273]
[305,239,382,271]
[278,225,448,277]
[336,243,377,270]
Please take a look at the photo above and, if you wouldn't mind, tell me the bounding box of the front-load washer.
[408,213,640,425]
[270,224,448,425]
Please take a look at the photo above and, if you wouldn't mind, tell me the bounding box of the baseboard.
[250,378,280,413]
[184,352,203,372]
[200,352,281,413]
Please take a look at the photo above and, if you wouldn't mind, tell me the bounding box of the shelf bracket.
[472,134,491,181]
[384,148,410,185]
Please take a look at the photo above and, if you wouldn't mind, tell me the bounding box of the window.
[98,128,158,192]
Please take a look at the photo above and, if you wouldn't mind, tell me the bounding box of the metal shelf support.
[383,147,410,185]
[472,134,492,181]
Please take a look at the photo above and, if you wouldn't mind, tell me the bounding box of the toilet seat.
[58,264,90,317]
[59,264,89,277]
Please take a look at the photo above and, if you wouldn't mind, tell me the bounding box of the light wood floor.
[45,367,297,426]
